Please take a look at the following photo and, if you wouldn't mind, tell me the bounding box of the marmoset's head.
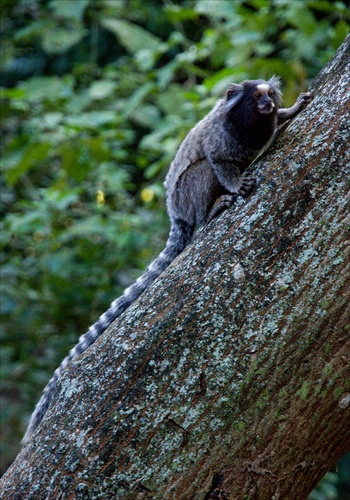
[225,76,283,117]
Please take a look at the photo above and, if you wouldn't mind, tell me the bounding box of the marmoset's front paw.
[238,176,256,196]
[297,92,314,106]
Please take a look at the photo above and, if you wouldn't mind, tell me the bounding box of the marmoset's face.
[254,84,276,115]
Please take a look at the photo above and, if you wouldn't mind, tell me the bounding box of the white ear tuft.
[268,75,283,105]
[268,75,281,89]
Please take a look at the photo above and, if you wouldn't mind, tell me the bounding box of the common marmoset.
[22,76,313,444]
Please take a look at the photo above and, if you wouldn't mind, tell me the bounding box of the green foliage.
[1,0,349,493]
[309,472,339,500]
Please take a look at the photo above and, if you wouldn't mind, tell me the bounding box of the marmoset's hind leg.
[206,193,237,223]
[206,174,256,223]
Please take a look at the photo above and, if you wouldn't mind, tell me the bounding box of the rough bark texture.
[1,36,350,500]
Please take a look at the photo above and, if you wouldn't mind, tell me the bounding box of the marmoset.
[22,76,313,444]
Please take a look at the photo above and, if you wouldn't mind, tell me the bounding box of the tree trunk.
[1,36,350,500]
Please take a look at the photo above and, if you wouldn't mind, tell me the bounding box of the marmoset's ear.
[268,75,283,105]
[268,75,281,89]
[225,83,244,111]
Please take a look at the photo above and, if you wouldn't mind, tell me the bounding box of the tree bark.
[1,36,350,500]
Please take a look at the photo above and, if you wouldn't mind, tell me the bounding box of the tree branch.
[1,35,350,500]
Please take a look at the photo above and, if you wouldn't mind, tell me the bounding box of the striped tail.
[22,218,194,445]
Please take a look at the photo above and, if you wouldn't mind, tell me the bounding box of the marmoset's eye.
[255,92,262,99]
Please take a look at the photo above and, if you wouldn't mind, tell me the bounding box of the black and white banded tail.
[22,218,194,444]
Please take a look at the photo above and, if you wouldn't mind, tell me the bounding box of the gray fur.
[22,77,312,445]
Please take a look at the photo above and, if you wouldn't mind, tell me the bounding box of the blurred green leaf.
[195,0,238,19]
[88,80,117,100]
[122,82,155,118]
[42,26,88,54]
[4,143,51,185]
[332,20,350,48]
[165,5,199,22]
[101,18,163,54]
[18,76,74,102]
[64,111,117,128]
[49,0,89,21]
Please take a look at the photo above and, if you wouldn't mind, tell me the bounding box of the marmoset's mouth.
[258,104,274,114]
